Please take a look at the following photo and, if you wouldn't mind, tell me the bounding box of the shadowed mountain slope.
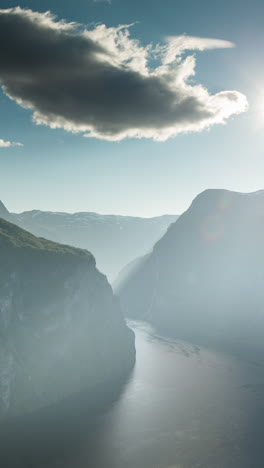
[118,189,264,360]
[0,217,135,422]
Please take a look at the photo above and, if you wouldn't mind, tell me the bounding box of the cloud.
[0,138,23,148]
[0,7,248,141]
[159,36,234,65]
[93,0,112,4]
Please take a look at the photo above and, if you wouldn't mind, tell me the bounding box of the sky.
[0,0,264,217]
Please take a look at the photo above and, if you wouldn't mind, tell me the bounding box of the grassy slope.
[0,217,93,260]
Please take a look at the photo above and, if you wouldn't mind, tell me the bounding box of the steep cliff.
[0,218,135,421]
[118,189,264,360]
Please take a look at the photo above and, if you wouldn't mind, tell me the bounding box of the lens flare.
[218,192,234,212]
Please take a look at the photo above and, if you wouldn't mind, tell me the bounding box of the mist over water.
[37,321,264,468]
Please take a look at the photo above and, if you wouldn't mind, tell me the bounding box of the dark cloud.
[0,8,247,141]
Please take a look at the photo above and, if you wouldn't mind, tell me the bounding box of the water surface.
[48,321,264,468]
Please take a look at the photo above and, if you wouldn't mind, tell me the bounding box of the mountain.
[118,189,264,360]
[113,254,150,292]
[0,217,135,422]
[0,201,11,221]
[0,201,178,282]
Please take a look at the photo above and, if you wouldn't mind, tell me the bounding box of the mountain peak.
[0,200,10,219]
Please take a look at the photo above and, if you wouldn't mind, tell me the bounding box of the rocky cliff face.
[0,218,135,421]
[118,189,264,360]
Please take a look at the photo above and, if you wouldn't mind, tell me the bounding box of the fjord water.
[49,321,264,468]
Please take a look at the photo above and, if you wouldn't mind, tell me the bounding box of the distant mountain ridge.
[118,189,264,361]
[0,201,178,281]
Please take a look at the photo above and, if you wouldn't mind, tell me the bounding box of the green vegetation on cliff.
[0,217,92,260]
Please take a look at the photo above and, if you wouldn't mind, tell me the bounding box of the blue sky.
[0,0,264,216]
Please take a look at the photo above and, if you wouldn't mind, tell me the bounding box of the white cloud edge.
[0,138,23,148]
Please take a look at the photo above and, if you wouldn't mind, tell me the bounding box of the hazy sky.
[0,0,264,217]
